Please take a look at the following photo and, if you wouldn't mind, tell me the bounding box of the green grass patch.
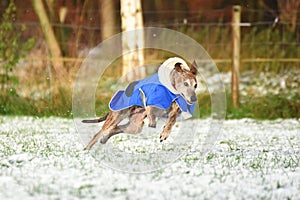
[227,92,300,119]
[198,91,300,119]
[1,90,299,119]
[0,87,72,118]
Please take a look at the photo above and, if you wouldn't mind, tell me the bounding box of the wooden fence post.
[231,5,241,108]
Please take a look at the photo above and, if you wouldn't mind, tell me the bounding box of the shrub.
[0,1,35,114]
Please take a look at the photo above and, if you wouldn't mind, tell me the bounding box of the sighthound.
[83,57,198,150]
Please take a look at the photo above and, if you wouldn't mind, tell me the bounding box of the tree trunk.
[75,0,89,52]
[120,0,145,81]
[100,0,116,40]
[32,0,68,80]
[277,0,300,32]
[44,0,56,21]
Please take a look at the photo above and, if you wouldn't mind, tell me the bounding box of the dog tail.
[82,113,108,123]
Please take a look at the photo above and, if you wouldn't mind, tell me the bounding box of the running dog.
[83,57,198,150]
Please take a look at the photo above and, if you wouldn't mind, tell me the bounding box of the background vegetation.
[0,0,299,119]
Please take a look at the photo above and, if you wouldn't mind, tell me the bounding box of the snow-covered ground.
[211,69,300,98]
[0,116,299,199]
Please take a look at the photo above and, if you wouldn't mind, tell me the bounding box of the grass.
[185,24,299,72]
[0,116,299,199]
[197,91,300,119]
[0,87,72,118]
[227,92,300,119]
[1,88,299,119]
[1,22,299,119]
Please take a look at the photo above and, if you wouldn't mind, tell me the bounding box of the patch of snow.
[0,116,299,199]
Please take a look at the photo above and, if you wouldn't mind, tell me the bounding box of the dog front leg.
[160,102,180,142]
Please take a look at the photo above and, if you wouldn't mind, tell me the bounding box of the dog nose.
[191,95,197,102]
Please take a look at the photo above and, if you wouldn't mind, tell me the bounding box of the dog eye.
[194,84,197,88]
[184,82,189,87]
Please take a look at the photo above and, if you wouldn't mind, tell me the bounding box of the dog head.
[170,61,198,104]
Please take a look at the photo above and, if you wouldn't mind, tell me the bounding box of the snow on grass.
[0,116,299,199]
[208,69,300,98]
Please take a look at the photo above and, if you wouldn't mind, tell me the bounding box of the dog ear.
[190,61,198,75]
[174,62,183,73]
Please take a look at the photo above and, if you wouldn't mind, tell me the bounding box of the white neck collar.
[158,57,189,94]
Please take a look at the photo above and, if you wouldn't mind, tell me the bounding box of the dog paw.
[148,123,156,128]
[159,133,168,142]
[100,138,106,144]
[100,136,108,144]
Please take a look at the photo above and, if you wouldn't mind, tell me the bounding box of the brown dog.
[83,59,198,150]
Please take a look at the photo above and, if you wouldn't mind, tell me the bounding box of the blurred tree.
[100,0,116,40]
[277,0,300,32]
[43,0,70,56]
[31,0,68,80]
[120,0,145,81]
[75,0,88,52]
[0,0,10,17]
[44,0,56,21]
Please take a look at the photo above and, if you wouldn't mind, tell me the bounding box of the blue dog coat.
[109,73,196,119]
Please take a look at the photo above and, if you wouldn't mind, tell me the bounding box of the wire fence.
[10,6,299,74]
[0,6,299,115]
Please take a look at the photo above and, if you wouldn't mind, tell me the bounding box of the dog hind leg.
[146,106,157,128]
[99,107,146,143]
[99,125,124,144]
[125,107,147,134]
[84,110,128,150]
[82,113,109,123]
